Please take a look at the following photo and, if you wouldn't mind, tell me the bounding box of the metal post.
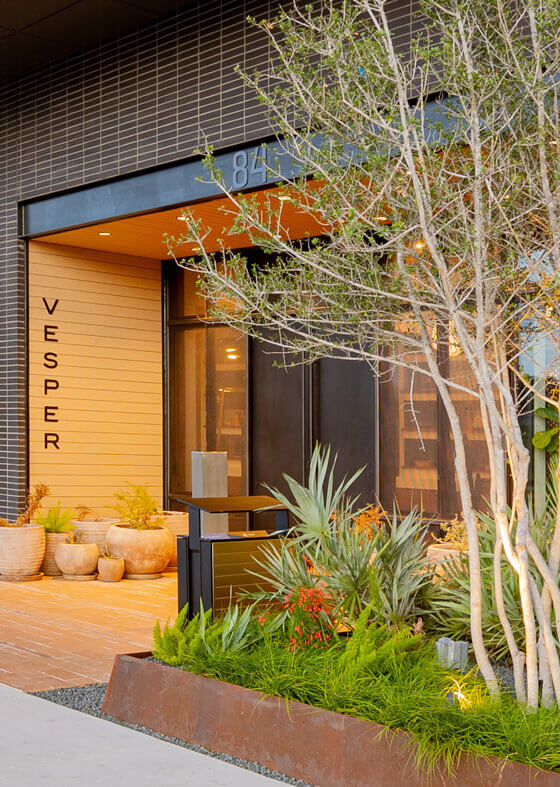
[177,535,189,613]
[275,508,290,534]
[186,505,202,619]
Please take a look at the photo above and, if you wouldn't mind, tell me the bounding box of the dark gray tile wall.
[0,0,416,519]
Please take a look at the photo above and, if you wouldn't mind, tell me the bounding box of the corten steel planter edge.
[103,653,560,787]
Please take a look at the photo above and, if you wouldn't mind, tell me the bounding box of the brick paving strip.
[0,574,178,691]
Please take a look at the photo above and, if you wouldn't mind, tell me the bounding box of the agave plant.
[368,508,435,627]
[429,494,559,661]
[36,503,75,533]
[264,443,364,554]
[250,445,434,629]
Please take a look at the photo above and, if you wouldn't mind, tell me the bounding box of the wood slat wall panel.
[28,241,163,514]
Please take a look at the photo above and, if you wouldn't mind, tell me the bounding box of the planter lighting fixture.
[98,231,111,236]
[447,678,472,709]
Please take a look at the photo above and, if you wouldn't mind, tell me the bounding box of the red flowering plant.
[282,587,335,651]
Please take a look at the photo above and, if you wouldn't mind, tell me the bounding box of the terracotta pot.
[157,512,189,567]
[106,524,173,578]
[98,557,125,582]
[73,518,120,550]
[0,524,46,580]
[41,532,68,576]
[426,543,464,578]
[55,542,99,577]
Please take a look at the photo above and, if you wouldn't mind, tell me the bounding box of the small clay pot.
[55,542,99,578]
[97,557,125,582]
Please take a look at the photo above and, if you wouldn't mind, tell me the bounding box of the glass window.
[168,325,248,500]
[167,263,206,318]
[379,329,490,518]
[379,357,439,514]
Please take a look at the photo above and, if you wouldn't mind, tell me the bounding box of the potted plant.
[54,531,99,580]
[73,506,120,549]
[426,516,469,577]
[106,485,173,579]
[37,503,75,576]
[97,545,125,582]
[0,484,50,580]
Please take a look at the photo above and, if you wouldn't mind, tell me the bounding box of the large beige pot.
[106,524,173,579]
[158,512,189,567]
[98,557,125,582]
[426,542,464,578]
[41,532,68,576]
[55,542,99,578]
[73,518,120,550]
[0,524,46,580]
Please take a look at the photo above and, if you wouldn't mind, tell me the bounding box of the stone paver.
[0,683,277,787]
[0,573,178,691]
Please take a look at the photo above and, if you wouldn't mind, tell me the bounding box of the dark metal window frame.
[162,261,378,510]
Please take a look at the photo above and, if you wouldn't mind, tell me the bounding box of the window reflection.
[168,325,248,501]
[379,327,490,518]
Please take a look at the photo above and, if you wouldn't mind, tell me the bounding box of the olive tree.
[168,0,560,708]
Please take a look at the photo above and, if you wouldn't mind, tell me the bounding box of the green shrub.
[428,501,558,661]
[114,484,163,530]
[153,606,560,774]
[249,444,434,627]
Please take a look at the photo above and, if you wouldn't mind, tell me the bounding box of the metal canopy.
[0,1,186,78]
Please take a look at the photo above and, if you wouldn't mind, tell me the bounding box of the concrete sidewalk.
[0,683,280,787]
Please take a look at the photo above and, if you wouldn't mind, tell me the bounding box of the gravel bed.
[32,683,313,786]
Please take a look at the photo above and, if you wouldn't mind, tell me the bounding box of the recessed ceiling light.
[98,231,111,236]
[278,195,291,201]
[227,353,238,360]
[191,246,201,252]
[226,347,236,353]
[374,216,389,222]
[414,241,425,250]
[177,215,187,221]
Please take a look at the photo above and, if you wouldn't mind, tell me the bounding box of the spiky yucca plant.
[36,504,75,533]
[250,445,433,628]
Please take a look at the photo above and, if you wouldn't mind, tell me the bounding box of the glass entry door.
[166,265,248,504]
[168,324,248,500]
